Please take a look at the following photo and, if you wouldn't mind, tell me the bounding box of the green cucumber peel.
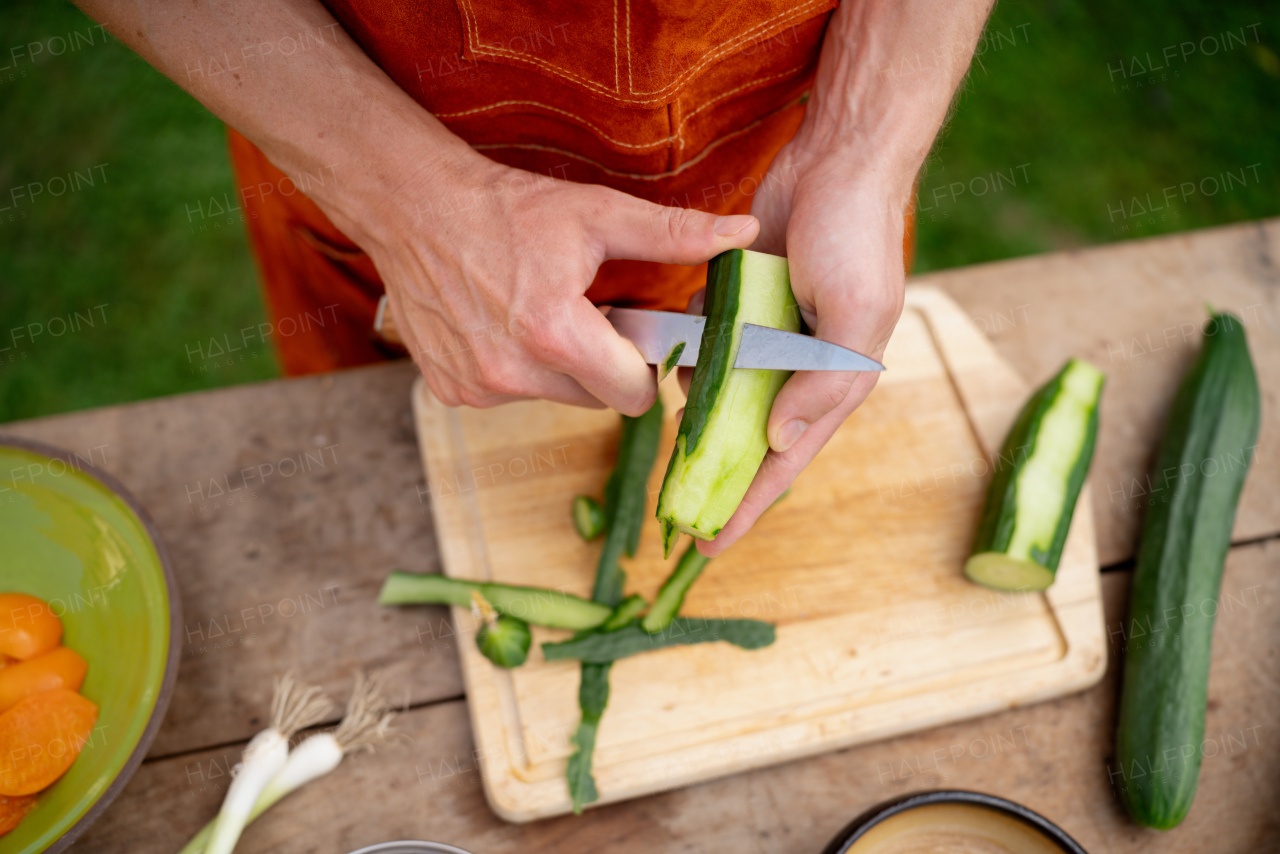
[593,398,664,604]
[641,543,710,633]
[542,617,776,663]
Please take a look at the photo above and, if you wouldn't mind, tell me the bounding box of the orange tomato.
[0,793,37,836]
[0,594,63,660]
[0,689,99,796]
[0,648,88,713]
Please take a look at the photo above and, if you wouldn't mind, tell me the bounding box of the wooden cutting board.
[410,285,1105,822]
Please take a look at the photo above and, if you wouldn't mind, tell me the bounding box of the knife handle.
[374,295,404,346]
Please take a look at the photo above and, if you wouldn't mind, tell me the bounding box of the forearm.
[72,0,480,247]
[792,0,994,202]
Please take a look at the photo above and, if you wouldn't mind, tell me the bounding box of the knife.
[606,308,885,372]
[372,297,883,372]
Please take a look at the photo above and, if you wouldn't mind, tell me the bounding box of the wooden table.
[6,220,1279,853]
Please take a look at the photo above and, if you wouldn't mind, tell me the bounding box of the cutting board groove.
[411,285,1105,821]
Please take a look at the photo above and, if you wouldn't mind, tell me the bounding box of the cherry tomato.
[0,594,63,660]
[0,647,88,713]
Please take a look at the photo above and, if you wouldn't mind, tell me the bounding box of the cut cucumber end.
[964,552,1055,592]
[572,495,605,541]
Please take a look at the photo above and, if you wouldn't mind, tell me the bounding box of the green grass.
[0,0,276,423]
[1,0,1277,421]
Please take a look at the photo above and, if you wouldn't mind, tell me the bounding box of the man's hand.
[370,155,758,416]
[694,0,993,556]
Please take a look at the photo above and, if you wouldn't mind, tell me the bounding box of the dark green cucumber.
[542,617,776,663]
[641,543,710,633]
[656,249,799,556]
[572,495,605,541]
[964,358,1105,591]
[1115,310,1260,830]
[378,571,611,630]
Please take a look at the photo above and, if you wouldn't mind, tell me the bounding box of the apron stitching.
[435,63,812,152]
[627,0,826,95]
[461,0,828,104]
[471,91,808,181]
[677,62,812,140]
[438,100,677,150]
[613,0,619,92]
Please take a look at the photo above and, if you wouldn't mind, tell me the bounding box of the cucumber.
[572,495,605,541]
[542,617,776,663]
[656,249,799,557]
[964,358,1105,591]
[378,571,611,631]
[641,543,710,633]
[1115,310,1260,830]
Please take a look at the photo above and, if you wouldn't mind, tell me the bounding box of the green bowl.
[0,437,180,853]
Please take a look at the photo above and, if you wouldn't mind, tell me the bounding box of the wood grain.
[930,219,1280,566]
[72,538,1280,854]
[414,287,1106,820]
[0,363,463,757]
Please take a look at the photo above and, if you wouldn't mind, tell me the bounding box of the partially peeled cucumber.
[964,358,1105,591]
[656,249,799,556]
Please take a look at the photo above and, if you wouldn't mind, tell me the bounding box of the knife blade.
[606,308,885,372]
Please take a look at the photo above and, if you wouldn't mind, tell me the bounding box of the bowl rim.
[820,789,1088,854]
[0,434,183,853]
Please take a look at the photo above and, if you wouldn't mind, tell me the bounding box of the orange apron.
[229,0,914,375]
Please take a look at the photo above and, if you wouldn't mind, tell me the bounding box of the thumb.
[591,189,759,264]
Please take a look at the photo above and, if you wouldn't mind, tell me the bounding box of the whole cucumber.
[1114,310,1260,829]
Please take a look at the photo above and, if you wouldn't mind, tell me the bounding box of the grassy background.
[1,0,1277,421]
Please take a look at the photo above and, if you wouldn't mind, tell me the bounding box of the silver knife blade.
[606,308,703,367]
[606,308,885,372]
[734,324,886,372]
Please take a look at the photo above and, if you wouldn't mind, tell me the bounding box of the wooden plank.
[927,218,1280,566]
[74,539,1280,853]
[0,362,464,757]
[414,287,1105,819]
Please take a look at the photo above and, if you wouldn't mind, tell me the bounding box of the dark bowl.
[821,789,1088,854]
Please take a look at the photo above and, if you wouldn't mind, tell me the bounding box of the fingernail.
[775,419,808,452]
[714,215,754,236]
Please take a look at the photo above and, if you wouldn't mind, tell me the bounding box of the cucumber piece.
[378,571,611,631]
[475,614,531,668]
[542,617,776,663]
[572,495,605,541]
[659,342,685,380]
[1115,310,1260,830]
[964,358,1105,591]
[641,543,710,633]
[656,249,799,556]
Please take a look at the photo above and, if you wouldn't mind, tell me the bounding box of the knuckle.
[474,358,523,398]
[663,205,700,244]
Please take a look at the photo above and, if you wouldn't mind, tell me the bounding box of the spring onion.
[178,671,397,854]
[201,673,333,854]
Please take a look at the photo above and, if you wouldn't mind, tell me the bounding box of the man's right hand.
[365,155,758,416]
